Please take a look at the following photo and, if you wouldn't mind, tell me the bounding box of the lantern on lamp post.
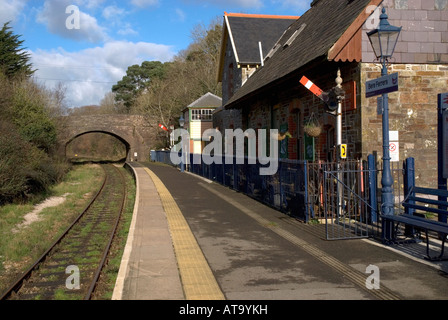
[179,114,186,172]
[179,115,185,128]
[367,7,401,240]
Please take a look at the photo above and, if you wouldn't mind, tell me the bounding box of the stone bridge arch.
[59,114,155,162]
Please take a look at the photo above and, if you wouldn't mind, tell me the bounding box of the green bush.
[0,24,69,204]
[0,121,70,204]
[0,121,35,203]
[11,81,57,152]
[0,78,69,204]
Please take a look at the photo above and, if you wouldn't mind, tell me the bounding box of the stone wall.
[59,114,156,162]
[219,58,447,188]
[221,38,242,105]
[216,0,448,188]
[361,62,448,187]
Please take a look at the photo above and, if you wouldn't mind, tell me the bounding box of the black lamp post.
[367,7,401,240]
[179,115,186,172]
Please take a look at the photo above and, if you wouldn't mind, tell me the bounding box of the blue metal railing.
[150,150,408,226]
[151,150,310,221]
[150,150,176,166]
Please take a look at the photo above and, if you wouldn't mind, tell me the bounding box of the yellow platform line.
[144,168,225,300]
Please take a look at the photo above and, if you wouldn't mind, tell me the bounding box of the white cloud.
[175,8,186,22]
[82,0,106,10]
[131,0,159,8]
[0,0,29,24]
[102,5,138,36]
[30,41,175,107]
[102,5,127,20]
[117,24,139,36]
[36,0,108,43]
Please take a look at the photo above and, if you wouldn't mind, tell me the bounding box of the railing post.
[368,154,378,223]
[404,157,416,237]
[404,157,415,216]
[279,160,283,210]
[233,156,237,190]
[304,160,309,223]
[222,156,226,186]
[180,151,184,172]
[438,94,448,223]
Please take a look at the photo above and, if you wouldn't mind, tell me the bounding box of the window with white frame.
[192,109,201,120]
[191,109,214,121]
[202,109,213,121]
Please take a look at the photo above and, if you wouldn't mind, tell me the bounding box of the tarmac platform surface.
[112,162,448,301]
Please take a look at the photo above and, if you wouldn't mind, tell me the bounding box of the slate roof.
[217,13,298,81]
[226,13,299,65]
[187,92,222,109]
[224,0,374,109]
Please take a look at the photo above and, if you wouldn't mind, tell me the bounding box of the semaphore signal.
[300,76,324,100]
[300,75,344,112]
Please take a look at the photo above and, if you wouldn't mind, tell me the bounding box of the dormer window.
[283,23,307,48]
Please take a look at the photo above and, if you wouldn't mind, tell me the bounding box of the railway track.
[0,164,127,300]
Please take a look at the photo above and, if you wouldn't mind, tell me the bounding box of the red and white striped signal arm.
[159,124,169,132]
[300,76,326,102]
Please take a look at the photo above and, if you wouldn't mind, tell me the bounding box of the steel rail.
[84,165,127,300]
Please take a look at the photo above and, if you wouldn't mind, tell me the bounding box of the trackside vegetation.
[0,22,70,205]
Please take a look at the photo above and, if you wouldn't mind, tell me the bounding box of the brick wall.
[231,61,363,162]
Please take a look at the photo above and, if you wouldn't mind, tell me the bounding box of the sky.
[1,0,312,108]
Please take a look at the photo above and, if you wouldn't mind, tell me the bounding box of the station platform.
[112,161,448,301]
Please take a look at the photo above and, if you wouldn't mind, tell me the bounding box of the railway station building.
[216,0,448,188]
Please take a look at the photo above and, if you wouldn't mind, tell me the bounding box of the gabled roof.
[217,13,299,82]
[225,0,381,109]
[186,92,222,109]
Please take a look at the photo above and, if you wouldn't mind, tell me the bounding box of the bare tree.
[132,18,223,123]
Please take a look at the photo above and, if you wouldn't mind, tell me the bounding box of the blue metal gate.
[322,155,405,240]
[322,160,376,240]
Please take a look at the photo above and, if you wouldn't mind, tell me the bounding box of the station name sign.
[366,73,399,98]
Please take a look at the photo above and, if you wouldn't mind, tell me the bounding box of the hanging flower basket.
[304,113,322,137]
[304,124,322,137]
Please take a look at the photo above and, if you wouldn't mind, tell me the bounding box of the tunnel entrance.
[66,131,130,164]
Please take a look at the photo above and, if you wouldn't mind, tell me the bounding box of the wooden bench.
[382,186,448,261]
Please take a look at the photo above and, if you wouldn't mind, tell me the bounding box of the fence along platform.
[150,151,406,240]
